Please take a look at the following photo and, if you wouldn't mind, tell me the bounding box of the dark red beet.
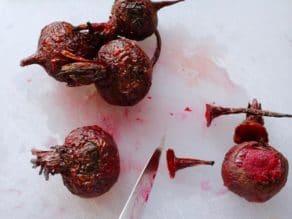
[76,0,184,41]
[111,0,184,40]
[222,141,288,202]
[95,35,157,106]
[206,99,291,202]
[166,149,214,179]
[20,21,105,86]
[31,126,120,198]
[59,30,161,106]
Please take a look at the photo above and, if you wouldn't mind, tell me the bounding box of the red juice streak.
[184,107,192,112]
[140,187,151,202]
[136,117,144,122]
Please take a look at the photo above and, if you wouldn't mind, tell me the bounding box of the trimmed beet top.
[166,149,214,178]
[31,126,120,198]
[206,99,291,202]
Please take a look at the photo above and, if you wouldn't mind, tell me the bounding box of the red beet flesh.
[222,141,288,202]
[20,22,102,82]
[166,149,214,178]
[31,126,120,198]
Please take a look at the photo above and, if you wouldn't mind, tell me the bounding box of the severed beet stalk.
[76,0,184,41]
[205,100,292,128]
[206,99,290,202]
[166,149,214,178]
[31,126,120,198]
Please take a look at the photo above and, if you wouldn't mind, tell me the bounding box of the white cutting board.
[1,0,292,218]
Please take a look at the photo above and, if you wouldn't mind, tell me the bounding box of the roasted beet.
[76,0,184,41]
[222,141,288,202]
[111,0,184,40]
[31,126,120,198]
[206,99,291,202]
[59,30,161,106]
[20,21,106,85]
[166,149,214,179]
[94,32,160,106]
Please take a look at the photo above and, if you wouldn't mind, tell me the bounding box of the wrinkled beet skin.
[33,126,120,198]
[222,141,289,202]
[23,22,102,77]
[111,0,158,41]
[95,38,152,106]
[62,126,120,197]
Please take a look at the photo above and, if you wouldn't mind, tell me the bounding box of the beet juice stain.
[206,99,291,202]
[31,126,120,198]
[58,31,161,106]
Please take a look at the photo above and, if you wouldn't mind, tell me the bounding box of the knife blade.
[118,139,164,219]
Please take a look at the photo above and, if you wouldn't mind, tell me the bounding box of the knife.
[118,139,164,219]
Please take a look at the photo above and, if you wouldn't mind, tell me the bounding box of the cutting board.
[1,0,292,218]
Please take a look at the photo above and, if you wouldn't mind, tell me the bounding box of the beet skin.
[31,126,120,198]
[222,141,288,202]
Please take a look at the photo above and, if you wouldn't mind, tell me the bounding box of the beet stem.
[153,0,185,11]
[31,148,63,180]
[167,149,214,178]
[206,102,292,127]
[151,30,162,66]
[176,158,215,170]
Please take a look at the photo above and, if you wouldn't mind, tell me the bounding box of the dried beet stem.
[151,30,162,66]
[20,53,44,66]
[206,103,292,127]
[167,149,214,178]
[153,0,185,11]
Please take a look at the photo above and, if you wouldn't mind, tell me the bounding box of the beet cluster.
[206,99,291,202]
[25,0,185,199]
[20,0,184,106]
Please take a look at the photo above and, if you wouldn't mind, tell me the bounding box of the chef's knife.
[118,139,164,219]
